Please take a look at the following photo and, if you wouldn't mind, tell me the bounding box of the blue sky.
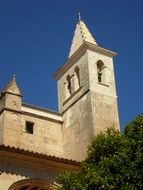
[0,0,142,129]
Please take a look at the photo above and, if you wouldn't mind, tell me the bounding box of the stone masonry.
[0,17,120,189]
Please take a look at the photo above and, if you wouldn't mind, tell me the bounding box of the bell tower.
[54,17,120,161]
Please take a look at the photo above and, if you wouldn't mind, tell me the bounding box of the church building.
[0,16,120,189]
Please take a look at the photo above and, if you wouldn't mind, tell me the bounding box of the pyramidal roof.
[69,16,97,57]
[1,75,21,95]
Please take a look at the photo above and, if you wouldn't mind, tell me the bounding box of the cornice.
[0,91,22,99]
[22,103,62,117]
[0,107,23,115]
[54,42,117,80]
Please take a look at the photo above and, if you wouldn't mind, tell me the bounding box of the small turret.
[0,75,22,147]
[0,75,22,111]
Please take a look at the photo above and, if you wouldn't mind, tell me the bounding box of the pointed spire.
[1,75,21,96]
[68,16,97,57]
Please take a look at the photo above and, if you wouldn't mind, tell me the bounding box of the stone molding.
[8,179,53,190]
[54,42,117,80]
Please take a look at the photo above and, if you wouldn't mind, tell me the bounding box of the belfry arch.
[8,179,54,190]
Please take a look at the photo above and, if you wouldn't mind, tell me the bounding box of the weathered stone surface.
[0,18,120,189]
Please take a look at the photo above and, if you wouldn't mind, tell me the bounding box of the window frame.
[25,121,34,134]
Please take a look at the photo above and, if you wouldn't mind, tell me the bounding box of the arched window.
[97,60,105,83]
[65,75,72,99]
[74,67,80,91]
[8,179,52,190]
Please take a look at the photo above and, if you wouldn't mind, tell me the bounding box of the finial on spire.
[13,74,16,81]
[78,12,81,21]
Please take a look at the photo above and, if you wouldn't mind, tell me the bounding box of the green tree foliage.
[57,114,143,190]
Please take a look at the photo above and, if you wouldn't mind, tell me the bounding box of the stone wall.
[1,105,64,157]
[63,92,93,161]
[91,91,120,134]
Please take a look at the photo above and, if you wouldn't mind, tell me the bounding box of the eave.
[0,144,81,167]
